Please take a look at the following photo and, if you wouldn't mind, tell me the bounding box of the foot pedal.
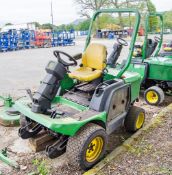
[76,83,97,92]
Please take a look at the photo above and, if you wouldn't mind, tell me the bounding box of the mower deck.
[0,107,20,126]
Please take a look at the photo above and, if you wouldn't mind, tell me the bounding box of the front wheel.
[66,123,107,170]
[144,86,165,105]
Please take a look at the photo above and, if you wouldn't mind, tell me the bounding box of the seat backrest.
[82,43,107,70]
[107,43,122,67]
[146,39,158,58]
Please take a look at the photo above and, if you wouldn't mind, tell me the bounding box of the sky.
[0,0,171,27]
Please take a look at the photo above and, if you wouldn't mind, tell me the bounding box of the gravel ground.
[1,96,170,175]
[99,106,172,175]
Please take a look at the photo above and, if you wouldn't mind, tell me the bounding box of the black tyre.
[144,86,164,105]
[124,106,145,132]
[66,123,107,170]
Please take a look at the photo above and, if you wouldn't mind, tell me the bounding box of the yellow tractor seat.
[69,67,102,82]
[69,43,107,82]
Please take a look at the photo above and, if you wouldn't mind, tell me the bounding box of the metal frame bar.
[142,13,164,60]
[84,8,141,78]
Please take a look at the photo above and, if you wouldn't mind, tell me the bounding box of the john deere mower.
[127,13,172,105]
[133,13,172,59]
[14,9,145,170]
[133,13,163,59]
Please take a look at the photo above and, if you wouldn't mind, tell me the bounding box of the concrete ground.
[0,34,172,95]
[0,35,172,174]
[0,37,84,96]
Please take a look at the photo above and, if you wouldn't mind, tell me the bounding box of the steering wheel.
[117,37,128,46]
[154,36,161,42]
[53,50,77,67]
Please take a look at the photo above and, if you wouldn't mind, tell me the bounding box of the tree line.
[4,0,172,31]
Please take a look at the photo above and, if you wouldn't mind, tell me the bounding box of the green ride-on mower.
[133,13,172,59]
[14,9,145,170]
[127,13,172,106]
[133,13,164,59]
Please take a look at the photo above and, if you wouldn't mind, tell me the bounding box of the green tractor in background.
[14,9,145,170]
[127,13,172,105]
[133,13,164,59]
[133,12,172,59]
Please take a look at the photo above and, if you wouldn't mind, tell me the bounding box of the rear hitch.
[46,135,68,159]
[18,123,42,139]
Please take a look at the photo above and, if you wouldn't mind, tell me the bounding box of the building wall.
[1,23,36,32]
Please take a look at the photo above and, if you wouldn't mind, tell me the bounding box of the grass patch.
[31,158,50,175]
[123,140,153,157]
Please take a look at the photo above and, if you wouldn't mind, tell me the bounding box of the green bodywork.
[166,55,172,58]
[14,9,142,136]
[127,64,146,80]
[14,97,106,136]
[144,57,172,80]
[128,13,172,82]
[104,68,142,102]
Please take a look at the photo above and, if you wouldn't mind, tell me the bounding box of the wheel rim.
[136,112,144,129]
[146,90,158,104]
[86,136,103,163]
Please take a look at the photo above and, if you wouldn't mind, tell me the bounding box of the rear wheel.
[66,123,107,170]
[124,106,145,132]
[144,86,164,105]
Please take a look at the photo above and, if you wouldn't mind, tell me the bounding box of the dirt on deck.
[0,96,171,175]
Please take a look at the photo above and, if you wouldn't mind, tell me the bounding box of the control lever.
[18,88,33,101]
[26,88,33,101]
